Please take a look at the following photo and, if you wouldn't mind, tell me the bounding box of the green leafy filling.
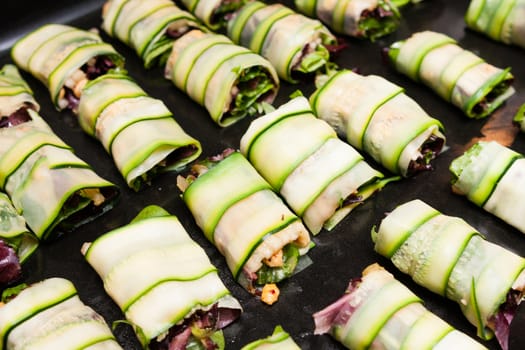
[256,244,299,285]
[230,66,276,118]
[358,1,400,41]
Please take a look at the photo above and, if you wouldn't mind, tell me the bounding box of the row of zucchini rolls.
[2,0,524,349]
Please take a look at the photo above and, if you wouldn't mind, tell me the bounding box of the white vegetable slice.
[226,1,337,83]
[311,69,445,177]
[180,151,311,293]
[0,278,121,350]
[241,96,387,235]
[83,208,242,347]
[450,141,525,234]
[313,264,487,349]
[388,30,514,118]
[373,199,525,342]
[165,29,279,126]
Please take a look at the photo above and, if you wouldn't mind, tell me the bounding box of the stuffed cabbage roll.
[78,72,201,190]
[240,325,300,350]
[164,29,279,127]
[227,1,337,83]
[101,0,204,68]
[11,24,124,112]
[82,205,242,349]
[0,278,122,350]
[0,192,38,288]
[450,141,525,234]
[372,199,525,349]
[177,150,311,303]
[310,69,446,177]
[294,0,401,41]
[240,96,391,235]
[180,0,251,30]
[313,263,487,350]
[465,0,525,49]
[386,30,515,118]
[0,64,118,240]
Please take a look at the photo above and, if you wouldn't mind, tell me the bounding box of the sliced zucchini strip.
[240,325,300,350]
[313,264,487,350]
[165,29,279,127]
[11,24,124,110]
[0,64,118,240]
[450,140,525,234]
[310,69,445,177]
[240,96,388,235]
[0,278,121,350]
[372,199,525,342]
[294,0,401,41]
[179,151,311,293]
[78,73,201,190]
[180,0,251,30]
[0,192,37,265]
[387,30,515,118]
[226,1,337,83]
[102,0,204,68]
[466,0,525,49]
[83,206,242,347]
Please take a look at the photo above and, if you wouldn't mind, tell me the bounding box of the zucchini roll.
[372,199,525,349]
[450,141,525,234]
[0,278,122,350]
[240,96,389,235]
[294,0,401,41]
[177,150,311,303]
[11,24,124,112]
[164,29,279,127]
[310,69,446,177]
[101,0,204,68]
[82,205,242,349]
[180,0,251,30]
[465,0,525,49]
[0,64,118,240]
[226,1,337,83]
[386,30,515,119]
[78,72,202,191]
[313,263,487,350]
[240,325,300,350]
[0,192,37,288]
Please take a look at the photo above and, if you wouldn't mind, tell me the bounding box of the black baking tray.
[2,1,525,349]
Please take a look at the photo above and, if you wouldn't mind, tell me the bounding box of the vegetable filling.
[407,134,445,176]
[358,0,400,41]
[0,240,21,287]
[229,67,276,118]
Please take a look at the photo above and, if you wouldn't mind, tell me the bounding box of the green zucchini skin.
[164,29,279,127]
[78,73,202,191]
[387,30,515,119]
[466,0,525,49]
[0,278,122,350]
[240,96,388,235]
[313,264,487,350]
[372,199,525,344]
[101,0,205,68]
[226,1,337,83]
[294,0,401,41]
[450,140,525,234]
[180,0,251,30]
[240,325,300,350]
[10,24,124,111]
[310,69,445,177]
[83,205,242,348]
[0,64,119,241]
[179,151,311,294]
